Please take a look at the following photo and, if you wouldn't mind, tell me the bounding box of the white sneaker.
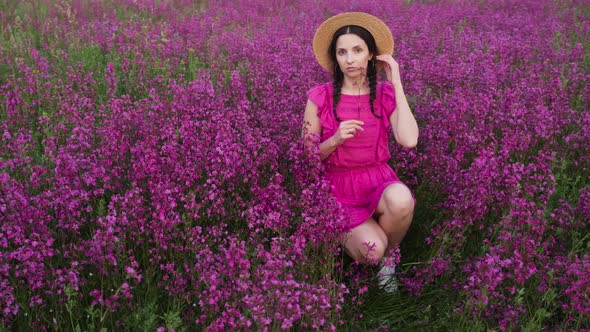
[377,257,398,293]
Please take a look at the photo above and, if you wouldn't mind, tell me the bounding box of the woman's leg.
[342,217,388,264]
[374,182,415,254]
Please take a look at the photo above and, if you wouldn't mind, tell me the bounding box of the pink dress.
[307,81,414,230]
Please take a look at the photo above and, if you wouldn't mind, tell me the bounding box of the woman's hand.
[332,120,364,146]
[376,54,401,86]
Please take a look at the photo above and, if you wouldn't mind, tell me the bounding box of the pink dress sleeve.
[376,81,396,162]
[380,81,396,120]
[306,83,336,143]
[306,83,328,112]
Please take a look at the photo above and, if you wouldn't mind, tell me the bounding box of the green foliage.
[125,300,161,331]
[184,54,208,81]
[161,308,184,331]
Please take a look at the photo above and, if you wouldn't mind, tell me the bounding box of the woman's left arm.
[376,55,419,148]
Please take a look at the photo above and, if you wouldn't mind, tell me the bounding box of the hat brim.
[312,12,394,72]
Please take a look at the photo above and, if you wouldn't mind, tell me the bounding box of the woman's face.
[335,33,372,80]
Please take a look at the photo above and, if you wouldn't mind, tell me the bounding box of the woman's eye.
[338,50,345,56]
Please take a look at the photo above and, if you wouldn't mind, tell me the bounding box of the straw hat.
[312,12,394,72]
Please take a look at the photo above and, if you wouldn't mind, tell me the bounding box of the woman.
[303,12,419,292]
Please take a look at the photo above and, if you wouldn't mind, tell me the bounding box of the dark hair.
[328,25,379,121]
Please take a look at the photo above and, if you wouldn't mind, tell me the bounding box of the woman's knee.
[382,183,415,216]
[351,236,387,263]
[365,238,387,262]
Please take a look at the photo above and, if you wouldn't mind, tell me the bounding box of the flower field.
[0,0,588,330]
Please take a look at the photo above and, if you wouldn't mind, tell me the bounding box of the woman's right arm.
[303,99,364,161]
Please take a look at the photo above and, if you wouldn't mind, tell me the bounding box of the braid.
[368,58,380,118]
[332,65,344,122]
